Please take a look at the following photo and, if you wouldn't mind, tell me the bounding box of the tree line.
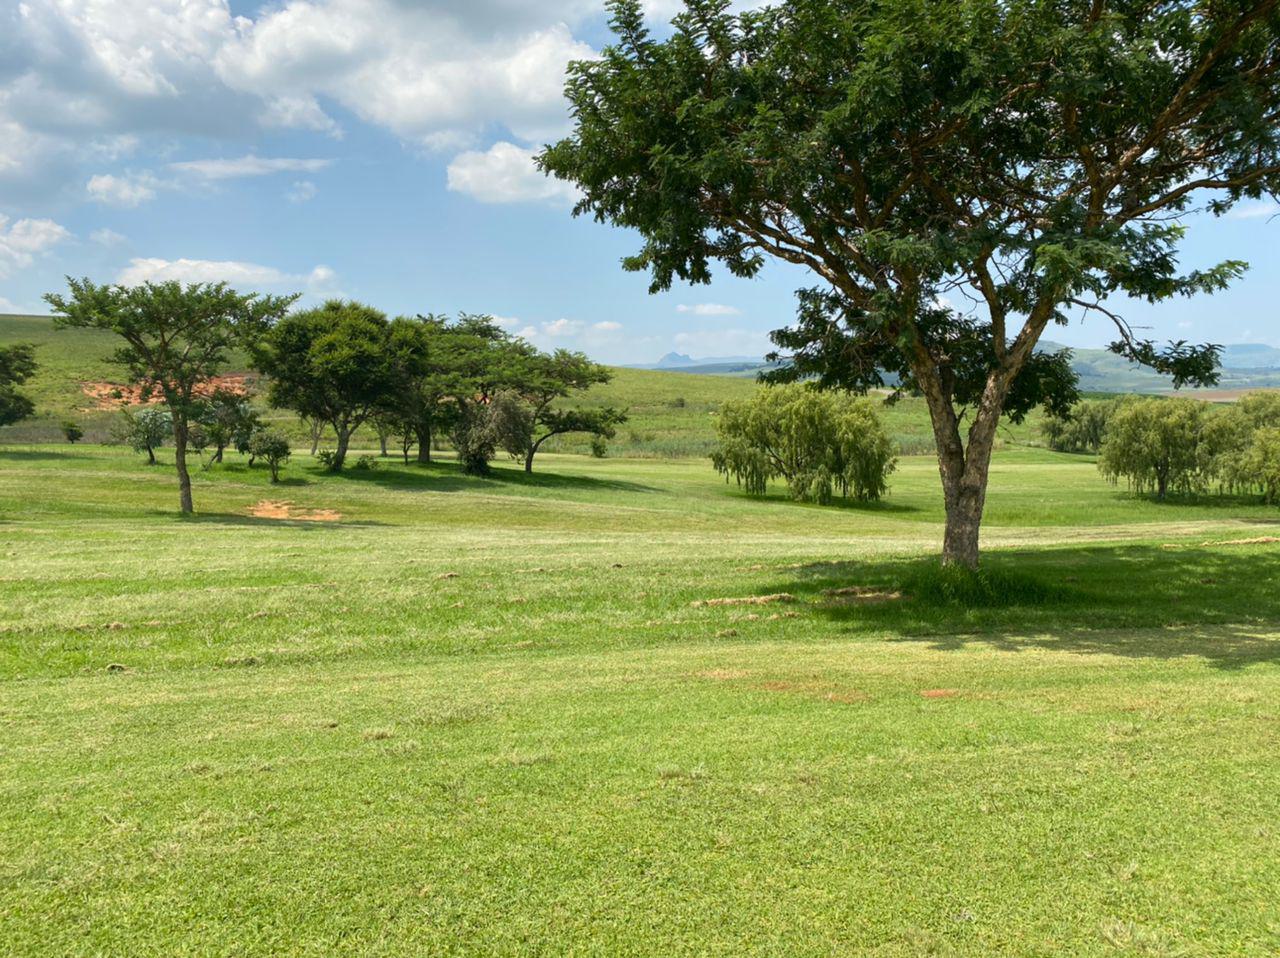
[1045,393,1280,503]
[39,279,624,514]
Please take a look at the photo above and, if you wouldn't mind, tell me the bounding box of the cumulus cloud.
[87,172,158,207]
[1228,201,1280,220]
[116,257,337,293]
[89,227,127,246]
[446,142,578,204]
[592,321,622,331]
[0,214,71,277]
[169,155,333,180]
[540,317,584,337]
[287,180,318,204]
[672,328,772,358]
[677,303,741,316]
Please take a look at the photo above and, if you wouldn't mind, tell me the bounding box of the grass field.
[3,442,1279,955]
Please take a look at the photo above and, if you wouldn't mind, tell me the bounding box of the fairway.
[3,445,1279,955]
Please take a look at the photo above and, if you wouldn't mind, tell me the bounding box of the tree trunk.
[416,423,432,463]
[331,426,351,471]
[213,445,224,464]
[146,445,157,465]
[173,417,194,514]
[379,431,389,457]
[308,419,322,456]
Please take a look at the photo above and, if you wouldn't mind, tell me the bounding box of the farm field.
[2,443,1279,955]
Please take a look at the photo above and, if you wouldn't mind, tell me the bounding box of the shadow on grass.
[325,459,659,495]
[717,487,925,515]
[0,448,95,461]
[764,543,1280,671]
[173,512,385,528]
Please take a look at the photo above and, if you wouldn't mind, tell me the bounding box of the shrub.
[60,420,84,444]
[452,404,501,476]
[354,454,379,471]
[316,449,339,469]
[248,430,291,483]
[589,434,609,458]
[711,384,896,504]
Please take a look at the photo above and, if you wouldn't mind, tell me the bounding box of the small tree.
[252,300,407,471]
[1241,428,1280,505]
[198,388,258,463]
[452,402,502,476]
[526,407,628,471]
[1042,399,1116,454]
[115,407,172,464]
[60,420,84,443]
[712,385,896,504]
[1099,397,1207,499]
[46,279,296,513]
[0,343,37,428]
[249,430,291,483]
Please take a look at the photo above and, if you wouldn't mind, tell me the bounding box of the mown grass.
[2,443,1279,955]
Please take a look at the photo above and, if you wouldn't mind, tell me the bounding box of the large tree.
[0,343,37,428]
[540,0,1280,567]
[252,300,409,471]
[46,279,295,513]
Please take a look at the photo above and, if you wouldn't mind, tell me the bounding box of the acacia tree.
[252,300,409,471]
[514,349,624,472]
[0,343,37,428]
[540,0,1280,567]
[46,280,295,513]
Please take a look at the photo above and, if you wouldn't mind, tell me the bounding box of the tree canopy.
[0,343,37,428]
[540,0,1280,566]
[46,278,296,512]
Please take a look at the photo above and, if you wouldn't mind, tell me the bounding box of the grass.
[2,442,1280,955]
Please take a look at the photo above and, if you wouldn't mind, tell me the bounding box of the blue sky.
[0,0,1276,366]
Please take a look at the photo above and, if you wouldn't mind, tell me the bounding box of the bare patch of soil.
[81,374,252,411]
[822,585,903,604]
[248,500,343,522]
[692,593,797,608]
[920,689,959,699]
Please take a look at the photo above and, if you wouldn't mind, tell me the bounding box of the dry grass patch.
[691,593,797,608]
[248,500,343,522]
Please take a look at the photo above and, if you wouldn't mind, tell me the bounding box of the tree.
[540,0,1280,567]
[1099,397,1206,499]
[198,388,258,463]
[115,408,173,465]
[525,407,629,471]
[248,430,291,483]
[452,402,502,476]
[252,300,407,471]
[61,420,84,443]
[0,343,37,428]
[1241,428,1280,504]
[1042,399,1116,454]
[712,384,897,504]
[46,279,295,513]
[511,349,618,472]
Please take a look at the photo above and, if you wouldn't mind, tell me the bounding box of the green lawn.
[2,444,1279,955]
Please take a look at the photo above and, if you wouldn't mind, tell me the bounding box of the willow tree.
[540,0,1280,567]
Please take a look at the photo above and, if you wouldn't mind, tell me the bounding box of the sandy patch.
[919,689,959,699]
[248,500,343,522]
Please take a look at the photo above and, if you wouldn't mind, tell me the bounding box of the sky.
[0,0,1276,366]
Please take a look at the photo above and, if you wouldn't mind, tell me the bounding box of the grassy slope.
[0,313,1038,455]
[2,445,1279,955]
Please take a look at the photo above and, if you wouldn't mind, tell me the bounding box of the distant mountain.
[652,352,766,369]
[1221,343,1280,369]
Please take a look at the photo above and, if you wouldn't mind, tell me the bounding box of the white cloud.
[0,295,26,313]
[1228,201,1280,220]
[592,321,622,331]
[541,317,583,337]
[116,257,335,293]
[169,155,333,180]
[89,227,127,246]
[677,303,741,316]
[0,214,71,277]
[87,171,158,207]
[446,141,578,204]
[287,180,318,204]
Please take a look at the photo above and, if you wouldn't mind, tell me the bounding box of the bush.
[589,434,609,458]
[60,420,84,444]
[316,449,339,469]
[354,454,379,471]
[452,404,500,476]
[711,384,896,504]
[248,431,291,483]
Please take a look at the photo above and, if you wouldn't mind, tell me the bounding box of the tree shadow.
[717,487,925,515]
[326,460,659,495]
[762,543,1280,671]
[0,448,95,461]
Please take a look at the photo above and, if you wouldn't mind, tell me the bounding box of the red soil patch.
[80,375,252,411]
[248,500,342,522]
